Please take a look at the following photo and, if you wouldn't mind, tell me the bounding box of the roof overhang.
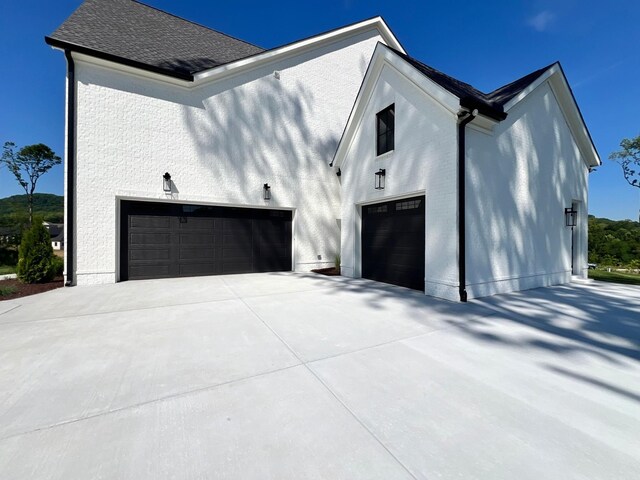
[503,63,600,167]
[46,16,404,89]
[192,17,404,85]
[45,36,194,81]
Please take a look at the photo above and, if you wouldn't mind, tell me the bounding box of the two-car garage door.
[120,201,292,281]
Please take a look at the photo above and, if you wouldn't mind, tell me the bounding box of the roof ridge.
[131,0,264,51]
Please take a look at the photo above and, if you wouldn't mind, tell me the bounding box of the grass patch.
[0,285,17,297]
[0,265,16,275]
[588,269,640,285]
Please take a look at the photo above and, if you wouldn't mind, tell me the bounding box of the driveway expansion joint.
[221,277,420,479]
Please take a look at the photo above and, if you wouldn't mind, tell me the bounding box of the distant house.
[46,0,599,301]
[43,222,65,250]
[0,227,19,245]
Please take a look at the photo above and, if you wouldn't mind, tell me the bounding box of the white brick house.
[47,0,599,301]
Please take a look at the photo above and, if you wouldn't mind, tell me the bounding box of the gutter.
[457,108,477,302]
[64,50,75,287]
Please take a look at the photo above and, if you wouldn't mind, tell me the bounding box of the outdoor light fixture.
[565,206,577,273]
[263,183,271,200]
[374,168,386,190]
[163,172,172,192]
[564,207,577,227]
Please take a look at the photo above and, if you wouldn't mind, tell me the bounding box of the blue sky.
[1,0,638,220]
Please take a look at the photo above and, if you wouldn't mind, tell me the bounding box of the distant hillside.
[0,194,64,225]
[589,215,640,265]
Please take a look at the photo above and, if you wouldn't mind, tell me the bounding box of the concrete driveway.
[1,273,639,479]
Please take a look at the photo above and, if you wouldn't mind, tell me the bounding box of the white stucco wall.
[465,80,589,298]
[339,64,459,300]
[71,30,383,285]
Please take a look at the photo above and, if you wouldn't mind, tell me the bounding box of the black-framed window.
[376,104,395,156]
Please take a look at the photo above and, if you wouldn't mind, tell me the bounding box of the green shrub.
[16,222,55,284]
[50,255,64,277]
[0,285,17,297]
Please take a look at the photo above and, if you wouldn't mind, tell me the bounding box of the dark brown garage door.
[120,201,292,281]
[362,196,425,290]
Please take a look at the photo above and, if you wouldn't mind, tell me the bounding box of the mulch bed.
[311,267,341,276]
[0,276,64,301]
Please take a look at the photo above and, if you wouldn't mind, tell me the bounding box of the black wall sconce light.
[336,168,342,177]
[374,168,386,190]
[163,172,172,192]
[564,206,577,227]
[263,183,271,200]
[565,205,577,272]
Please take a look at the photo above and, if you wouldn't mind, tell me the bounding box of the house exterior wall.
[70,30,384,285]
[339,64,459,300]
[465,81,589,299]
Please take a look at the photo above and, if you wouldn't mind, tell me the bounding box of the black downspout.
[457,109,476,302]
[64,50,75,287]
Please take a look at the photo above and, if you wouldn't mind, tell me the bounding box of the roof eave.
[459,97,506,121]
[44,36,195,81]
[193,16,404,84]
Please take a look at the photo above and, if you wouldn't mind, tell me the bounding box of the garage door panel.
[121,201,291,281]
[362,196,425,291]
[178,217,215,230]
[179,247,215,260]
[130,249,170,261]
[130,216,171,229]
[130,233,171,246]
[178,263,216,276]
[179,233,215,245]
[129,264,170,279]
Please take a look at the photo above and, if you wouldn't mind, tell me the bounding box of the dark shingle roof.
[389,47,554,120]
[43,223,64,237]
[45,0,264,80]
[485,65,554,106]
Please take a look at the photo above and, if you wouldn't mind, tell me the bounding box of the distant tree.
[610,135,640,189]
[1,142,61,225]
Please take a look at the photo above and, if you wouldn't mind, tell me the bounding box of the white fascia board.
[71,52,193,89]
[193,17,404,85]
[333,44,460,168]
[502,64,558,111]
[548,73,600,167]
[503,63,600,167]
[69,17,404,91]
[468,114,499,134]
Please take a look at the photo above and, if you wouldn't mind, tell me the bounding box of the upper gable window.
[376,104,395,156]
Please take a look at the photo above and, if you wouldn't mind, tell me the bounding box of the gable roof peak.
[384,45,556,120]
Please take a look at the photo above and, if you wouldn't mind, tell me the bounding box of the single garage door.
[120,201,292,281]
[362,195,425,290]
